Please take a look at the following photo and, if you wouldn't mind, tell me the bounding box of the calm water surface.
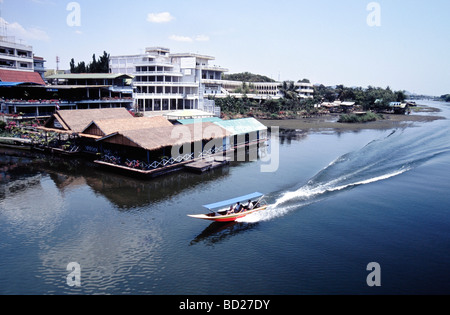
[1,101,449,295]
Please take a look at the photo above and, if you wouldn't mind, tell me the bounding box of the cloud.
[195,35,210,42]
[169,34,210,43]
[169,35,193,42]
[147,12,175,23]
[0,17,50,42]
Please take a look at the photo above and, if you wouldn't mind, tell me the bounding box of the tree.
[313,84,336,102]
[69,51,110,73]
[395,91,406,102]
[279,81,299,100]
[70,58,75,73]
[98,51,110,73]
[223,72,275,83]
[440,94,450,102]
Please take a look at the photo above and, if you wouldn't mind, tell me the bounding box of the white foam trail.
[239,167,411,223]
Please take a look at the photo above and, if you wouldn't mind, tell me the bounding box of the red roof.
[0,69,45,85]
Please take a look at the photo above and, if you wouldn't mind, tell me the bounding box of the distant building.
[0,73,133,117]
[0,37,34,72]
[216,81,314,100]
[0,36,46,85]
[33,55,46,81]
[45,73,133,110]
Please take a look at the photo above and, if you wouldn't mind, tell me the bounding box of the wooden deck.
[0,137,33,150]
[184,156,231,173]
[94,159,190,178]
[94,154,231,178]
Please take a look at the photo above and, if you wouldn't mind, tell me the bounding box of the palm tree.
[279,81,299,100]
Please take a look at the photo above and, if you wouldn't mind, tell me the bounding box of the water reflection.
[0,148,232,210]
[190,222,259,246]
[277,129,308,145]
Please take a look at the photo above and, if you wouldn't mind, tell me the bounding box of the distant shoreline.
[258,106,445,133]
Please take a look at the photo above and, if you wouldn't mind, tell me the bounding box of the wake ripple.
[240,124,450,223]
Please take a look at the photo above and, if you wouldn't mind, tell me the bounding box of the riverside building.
[0,36,46,85]
[111,46,314,115]
[126,47,225,116]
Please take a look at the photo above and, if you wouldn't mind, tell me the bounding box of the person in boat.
[235,202,243,213]
[246,200,254,211]
[227,205,235,215]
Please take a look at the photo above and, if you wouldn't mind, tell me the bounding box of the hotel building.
[0,37,34,72]
[112,46,314,115]
[111,47,226,116]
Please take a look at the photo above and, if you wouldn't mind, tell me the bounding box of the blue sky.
[1,0,449,96]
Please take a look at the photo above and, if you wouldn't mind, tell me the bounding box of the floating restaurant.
[35,108,267,178]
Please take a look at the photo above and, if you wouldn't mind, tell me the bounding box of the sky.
[1,0,449,96]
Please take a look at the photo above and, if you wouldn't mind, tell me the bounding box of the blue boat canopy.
[203,192,264,210]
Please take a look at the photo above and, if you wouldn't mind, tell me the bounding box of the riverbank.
[258,106,445,133]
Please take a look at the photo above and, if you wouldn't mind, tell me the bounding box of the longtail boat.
[188,192,267,222]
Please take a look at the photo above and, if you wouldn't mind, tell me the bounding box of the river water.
[1,101,449,295]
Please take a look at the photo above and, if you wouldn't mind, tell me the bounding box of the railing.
[133,93,198,99]
[99,145,230,172]
[133,81,199,87]
[133,71,182,76]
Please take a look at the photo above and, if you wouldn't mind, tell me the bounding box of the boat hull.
[188,206,267,222]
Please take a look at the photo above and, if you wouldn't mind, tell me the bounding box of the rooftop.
[44,108,133,133]
[98,122,230,152]
[46,73,133,80]
[0,69,46,85]
[82,116,173,137]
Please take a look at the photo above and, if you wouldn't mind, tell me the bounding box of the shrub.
[338,112,382,123]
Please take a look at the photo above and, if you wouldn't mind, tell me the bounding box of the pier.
[184,156,231,174]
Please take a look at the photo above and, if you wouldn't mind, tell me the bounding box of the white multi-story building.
[122,47,226,115]
[0,36,46,85]
[212,80,314,100]
[110,47,314,115]
[0,36,34,71]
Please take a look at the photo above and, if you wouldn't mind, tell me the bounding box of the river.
[0,100,449,295]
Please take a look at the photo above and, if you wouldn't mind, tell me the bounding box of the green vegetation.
[233,82,258,94]
[439,94,450,102]
[222,72,275,83]
[70,51,110,73]
[314,85,407,111]
[214,94,318,119]
[338,112,384,123]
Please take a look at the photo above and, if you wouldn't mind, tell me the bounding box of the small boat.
[188,192,268,222]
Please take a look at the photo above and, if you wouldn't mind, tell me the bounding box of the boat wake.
[240,125,450,223]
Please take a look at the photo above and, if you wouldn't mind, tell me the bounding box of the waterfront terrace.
[30,108,267,178]
[0,73,133,117]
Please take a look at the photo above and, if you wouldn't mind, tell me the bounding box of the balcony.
[133,81,199,87]
[134,71,183,76]
[133,93,199,99]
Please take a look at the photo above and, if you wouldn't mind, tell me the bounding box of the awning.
[0,82,41,87]
[203,192,264,210]
[213,118,267,136]
[177,117,222,125]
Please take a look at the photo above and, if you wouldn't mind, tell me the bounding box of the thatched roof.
[82,116,173,137]
[43,108,133,133]
[98,122,230,152]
